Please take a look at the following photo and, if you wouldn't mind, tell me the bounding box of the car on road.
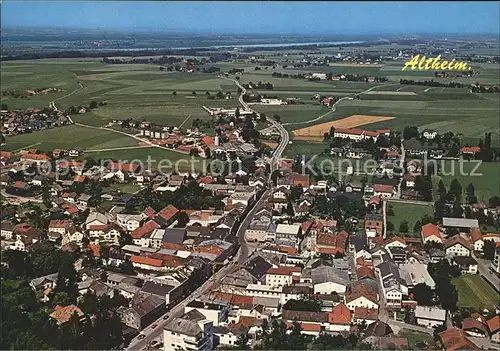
[137,334,146,340]
[162,314,169,320]
[151,323,158,329]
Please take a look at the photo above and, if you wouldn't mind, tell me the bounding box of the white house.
[163,310,213,351]
[265,266,301,287]
[116,214,143,232]
[415,306,446,327]
[444,236,472,257]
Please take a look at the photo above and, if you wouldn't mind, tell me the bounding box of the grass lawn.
[432,161,500,203]
[105,183,143,194]
[283,140,328,158]
[85,147,205,172]
[452,275,499,311]
[387,202,434,235]
[399,329,435,349]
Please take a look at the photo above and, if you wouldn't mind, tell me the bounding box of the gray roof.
[311,265,349,286]
[141,281,175,298]
[131,293,165,317]
[162,228,186,244]
[442,217,479,228]
[31,272,59,287]
[415,306,446,321]
[164,310,207,336]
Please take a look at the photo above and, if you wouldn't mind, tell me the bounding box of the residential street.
[474,254,500,292]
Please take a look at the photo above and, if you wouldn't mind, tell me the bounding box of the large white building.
[415,306,446,327]
[163,310,213,351]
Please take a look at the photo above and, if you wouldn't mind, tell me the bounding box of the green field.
[433,161,500,203]
[1,56,499,162]
[84,147,205,172]
[1,125,138,152]
[387,202,435,235]
[399,329,434,349]
[452,275,499,311]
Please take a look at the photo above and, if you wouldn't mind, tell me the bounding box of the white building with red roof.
[421,223,443,244]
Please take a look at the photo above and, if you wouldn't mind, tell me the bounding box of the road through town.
[127,77,289,351]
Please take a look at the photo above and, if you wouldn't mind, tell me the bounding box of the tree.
[399,221,409,233]
[483,240,496,260]
[387,221,395,232]
[205,91,210,96]
[286,201,295,216]
[172,91,177,96]
[412,283,434,306]
[52,292,72,307]
[175,211,190,227]
[159,66,165,71]
[192,91,197,96]
[489,196,500,208]
[1,103,7,110]
[449,178,462,202]
[466,183,477,204]
[387,205,395,216]
[89,100,98,109]
[216,91,224,99]
[437,179,447,198]
[273,114,281,123]
[413,220,422,234]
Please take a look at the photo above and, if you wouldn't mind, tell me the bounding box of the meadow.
[452,275,499,311]
[387,202,435,235]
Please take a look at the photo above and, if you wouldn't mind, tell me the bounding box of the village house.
[421,223,443,244]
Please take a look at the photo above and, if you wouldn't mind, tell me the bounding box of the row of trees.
[399,79,464,88]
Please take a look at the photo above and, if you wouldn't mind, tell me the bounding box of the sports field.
[452,275,499,310]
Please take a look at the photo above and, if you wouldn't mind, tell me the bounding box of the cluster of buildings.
[0,108,71,136]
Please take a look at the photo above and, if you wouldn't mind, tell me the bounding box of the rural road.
[49,82,84,111]
[281,83,400,127]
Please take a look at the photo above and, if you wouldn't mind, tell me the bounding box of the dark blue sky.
[2,1,499,35]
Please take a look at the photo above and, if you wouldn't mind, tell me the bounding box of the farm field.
[292,114,395,141]
[387,202,434,236]
[452,275,499,311]
[1,125,138,152]
[432,161,500,203]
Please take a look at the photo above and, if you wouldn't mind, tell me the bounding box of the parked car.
[138,334,146,340]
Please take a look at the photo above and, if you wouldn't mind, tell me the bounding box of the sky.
[2,1,499,35]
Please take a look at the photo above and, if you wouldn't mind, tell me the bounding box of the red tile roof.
[0,151,13,159]
[130,220,160,239]
[328,303,351,325]
[487,315,500,334]
[285,321,321,332]
[444,235,472,251]
[438,327,478,351]
[469,227,482,243]
[354,307,378,320]
[462,317,488,335]
[20,153,49,161]
[231,295,254,306]
[88,244,100,257]
[357,266,375,280]
[266,266,301,276]
[278,245,297,255]
[107,161,139,173]
[202,136,214,147]
[421,223,442,239]
[142,206,156,219]
[158,205,179,222]
[460,146,481,154]
[49,219,72,228]
[73,175,86,183]
[374,184,394,193]
[130,255,164,267]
